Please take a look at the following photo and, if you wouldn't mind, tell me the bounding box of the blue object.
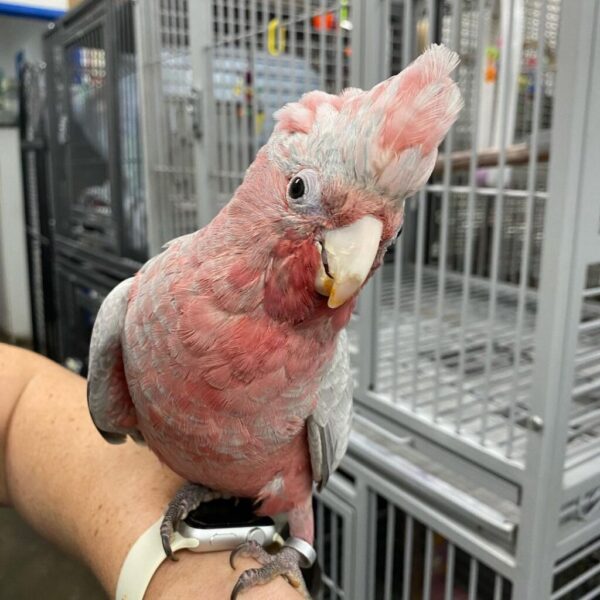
[0,2,65,20]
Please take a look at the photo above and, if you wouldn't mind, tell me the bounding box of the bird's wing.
[87,277,142,444]
[307,329,354,490]
[162,231,196,250]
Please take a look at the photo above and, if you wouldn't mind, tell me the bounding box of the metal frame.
[19,61,60,359]
[315,474,356,598]
[516,3,600,597]
[133,0,162,255]
[189,0,218,229]
[316,418,518,599]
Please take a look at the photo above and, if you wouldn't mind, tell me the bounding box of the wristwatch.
[116,498,281,600]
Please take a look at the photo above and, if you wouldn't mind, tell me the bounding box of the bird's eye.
[289,177,305,199]
[286,169,321,214]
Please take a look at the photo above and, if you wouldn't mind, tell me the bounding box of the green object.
[486,45,500,60]
[341,0,349,22]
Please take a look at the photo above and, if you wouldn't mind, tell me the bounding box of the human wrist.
[146,546,302,600]
[115,504,302,600]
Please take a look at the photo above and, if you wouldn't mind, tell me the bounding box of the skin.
[0,343,301,599]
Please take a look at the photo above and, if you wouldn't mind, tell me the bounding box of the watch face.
[184,497,274,529]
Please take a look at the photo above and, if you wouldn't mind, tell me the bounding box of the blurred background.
[1,0,600,598]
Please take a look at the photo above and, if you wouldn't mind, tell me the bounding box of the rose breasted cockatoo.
[88,44,462,598]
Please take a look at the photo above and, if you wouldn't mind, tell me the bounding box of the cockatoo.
[88,44,462,598]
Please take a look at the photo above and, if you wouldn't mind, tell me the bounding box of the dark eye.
[286,169,321,213]
[289,176,305,199]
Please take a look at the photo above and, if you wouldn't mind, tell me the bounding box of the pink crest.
[270,45,463,200]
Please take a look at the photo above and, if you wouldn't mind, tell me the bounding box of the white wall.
[0,14,47,341]
[0,15,48,78]
[0,128,32,340]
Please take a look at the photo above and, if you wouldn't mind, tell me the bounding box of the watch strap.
[115,517,199,600]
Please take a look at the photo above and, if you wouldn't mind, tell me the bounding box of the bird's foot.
[230,540,313,600]
[161,483,219,560]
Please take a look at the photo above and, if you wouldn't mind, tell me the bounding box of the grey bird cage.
[41,0,600,597]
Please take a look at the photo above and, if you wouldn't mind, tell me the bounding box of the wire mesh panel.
[137,0,198,249]
[65,20,117,252]
[205,0,353,214]
[45,3,146,263]
[353,0,564,473]
[138,0,353,245]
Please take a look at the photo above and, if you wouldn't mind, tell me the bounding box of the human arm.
[0,343,301,599]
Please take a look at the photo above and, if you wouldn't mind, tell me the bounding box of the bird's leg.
[161,482,219,560]
[229,497,314,600]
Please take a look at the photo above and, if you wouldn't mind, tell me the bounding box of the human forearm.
[1,345,300,599]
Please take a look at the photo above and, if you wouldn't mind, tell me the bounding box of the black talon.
[230,544,243,569]
[160,483,214,560]
[160,520,178,560]
[230,576,245,600]
[161,531,178,561]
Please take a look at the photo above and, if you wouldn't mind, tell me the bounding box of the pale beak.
[315,215,383,308]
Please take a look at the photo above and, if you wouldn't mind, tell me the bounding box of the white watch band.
[115,517,199,600]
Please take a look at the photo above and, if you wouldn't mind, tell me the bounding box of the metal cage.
[37,0,600,596]
[43,0,145,367]
[45,0,147,264]
[136,0,351,252]
[134,0,600,597]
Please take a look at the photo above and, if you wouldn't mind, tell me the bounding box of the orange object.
[312,12,336,30]
[485,64,497,83]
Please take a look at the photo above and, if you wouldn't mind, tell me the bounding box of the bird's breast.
[122,243,336,499]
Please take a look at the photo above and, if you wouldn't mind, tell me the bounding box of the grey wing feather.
[162,231,196,250]
[307,329,354,490]
[87,277,141,444]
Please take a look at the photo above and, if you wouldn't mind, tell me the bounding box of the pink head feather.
[268,44,463,203]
